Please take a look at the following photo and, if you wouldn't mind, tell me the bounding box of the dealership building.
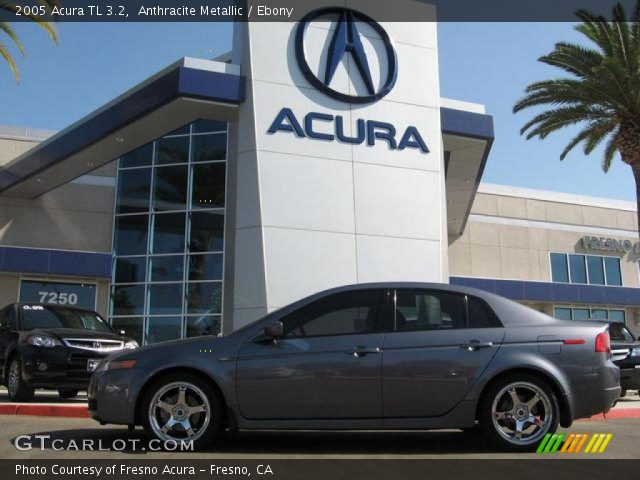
[0,4,639,344]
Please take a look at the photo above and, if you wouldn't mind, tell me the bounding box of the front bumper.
[88,367,148,425]
[21,346,115,389]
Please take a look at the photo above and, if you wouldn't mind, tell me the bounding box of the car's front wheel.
[7,356,35,402]
[479,374,559,452]
[141,373,222,450]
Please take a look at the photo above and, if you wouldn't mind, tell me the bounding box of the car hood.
[27,328,128,342]
[104,335,222,364]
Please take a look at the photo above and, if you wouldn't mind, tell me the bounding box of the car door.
[236,289,387,420]
[382,289,505,418]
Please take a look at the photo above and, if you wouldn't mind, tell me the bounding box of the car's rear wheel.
[480,374,559,452]
[58,389,79,399]
[7,356,35,402]
[141,373,222,450]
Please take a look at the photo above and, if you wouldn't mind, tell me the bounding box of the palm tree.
[0,0,58,82]
[514,1,640,235]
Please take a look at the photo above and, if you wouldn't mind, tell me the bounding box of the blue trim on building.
[0,246,111,279]
[0,67,245,194]
[450,276,640,305]
[440,107,494,140]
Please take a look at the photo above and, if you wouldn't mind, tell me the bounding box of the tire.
[479,374,559,452]
[6,356,35,402]
[58,389,79,399]
[620,389,627,398]
[140,373,222,450]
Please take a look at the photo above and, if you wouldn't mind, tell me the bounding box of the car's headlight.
[631,348,640,357]
[124,340,138,349]
[98,358,137,372]
[26,335,62,347]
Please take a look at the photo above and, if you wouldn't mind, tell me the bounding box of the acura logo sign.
[295,7,398,104]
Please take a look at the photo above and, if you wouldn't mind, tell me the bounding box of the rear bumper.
[572,385,621,420]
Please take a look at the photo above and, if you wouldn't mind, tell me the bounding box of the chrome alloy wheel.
[7,360,19,396]
[491,381,552,446]
[148,382,210,442]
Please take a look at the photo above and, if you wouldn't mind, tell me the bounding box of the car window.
[609,323,636,342]
[467,296,499,328]
[283,290,381,338]
[395,290,466,331]
[20,305,112,332]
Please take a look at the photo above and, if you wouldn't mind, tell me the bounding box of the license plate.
[87,359,101,372]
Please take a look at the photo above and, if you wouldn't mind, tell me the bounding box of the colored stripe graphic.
[537,433,613,454]
[537,433,565,453]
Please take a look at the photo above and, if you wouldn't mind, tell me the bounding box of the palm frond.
[0,0,58,43]
[0,22,24,56]
[538,42,602,79]
[558,120,615,160]
[602,128,621,172]
[0,42,18,81]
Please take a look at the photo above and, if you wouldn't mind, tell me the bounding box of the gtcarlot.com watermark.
[13,434,193,452]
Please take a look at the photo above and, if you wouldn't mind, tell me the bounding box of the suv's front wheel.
[141,373,222,450]
[7,356,35,402]
[479,374,559,452]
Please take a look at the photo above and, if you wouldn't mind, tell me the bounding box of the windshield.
[608,323,636,342]
[20,305,113,333]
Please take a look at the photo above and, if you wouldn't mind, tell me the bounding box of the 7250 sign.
[37,291,79,306]
[20,280,96,310]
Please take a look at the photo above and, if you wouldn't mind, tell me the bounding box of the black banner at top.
[0,0,638,22]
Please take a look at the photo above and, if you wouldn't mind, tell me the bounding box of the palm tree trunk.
[633,164,640,239]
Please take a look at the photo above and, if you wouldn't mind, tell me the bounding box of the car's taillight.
[595,331,611,353]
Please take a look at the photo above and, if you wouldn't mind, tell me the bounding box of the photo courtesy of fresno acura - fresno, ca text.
[0,0,639,477]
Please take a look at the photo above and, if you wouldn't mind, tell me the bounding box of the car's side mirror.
[264,321,284,338]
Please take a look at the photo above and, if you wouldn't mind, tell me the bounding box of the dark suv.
[608,323,640,397]
[0,303,138,402]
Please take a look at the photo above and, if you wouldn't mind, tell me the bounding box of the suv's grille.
[62,338,124,353]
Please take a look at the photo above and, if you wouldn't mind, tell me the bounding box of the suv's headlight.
[124,340,138,349]
[631,348,640,357]
[26,335,62,347]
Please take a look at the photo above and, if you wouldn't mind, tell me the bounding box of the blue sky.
[0,21,635,202]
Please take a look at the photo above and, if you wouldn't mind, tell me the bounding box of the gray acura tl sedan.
[88,283,620,452]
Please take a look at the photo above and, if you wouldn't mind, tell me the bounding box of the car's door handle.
[460,341,493,351]
[345,346,381,357]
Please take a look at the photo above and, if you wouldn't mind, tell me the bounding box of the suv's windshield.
[609,323,636,342]
[20,305,113,333]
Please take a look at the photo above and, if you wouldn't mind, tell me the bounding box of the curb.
[0,403,89,418]
[585,408,640,421]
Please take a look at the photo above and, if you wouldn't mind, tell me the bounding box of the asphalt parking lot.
[0,415,638,459]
